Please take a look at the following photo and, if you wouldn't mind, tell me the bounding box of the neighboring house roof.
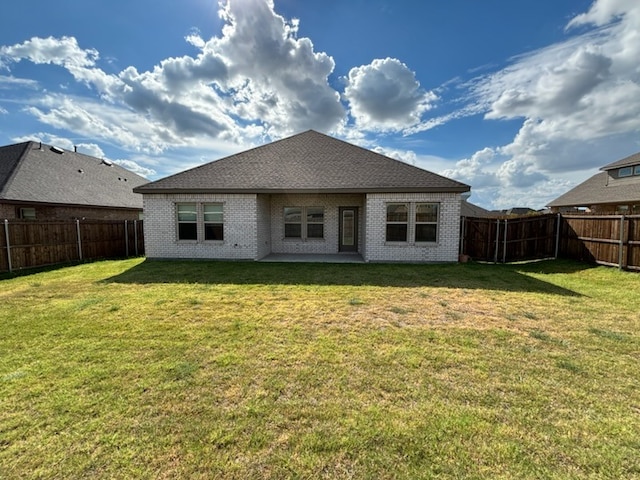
[547,171,640,208]
[135,130,470,195]
[0,141,147,209]
[460,200,491,217]
[600,151,640,171]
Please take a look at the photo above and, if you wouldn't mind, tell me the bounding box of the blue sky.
[1,0,639,210]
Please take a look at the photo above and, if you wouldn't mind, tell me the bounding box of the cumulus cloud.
[344,58,437,131]
[0,0,347,151]
[112,159,156,178]
[444,0,640,208]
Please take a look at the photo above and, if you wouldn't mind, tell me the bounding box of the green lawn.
[1,258,639,479]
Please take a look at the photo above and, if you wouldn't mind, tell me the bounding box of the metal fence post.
[554,213,561,259]
[494,219,500,263]
[76,219,83,260]
[502,219,508,263]
[4,219,12,273]
[619,215,625,270]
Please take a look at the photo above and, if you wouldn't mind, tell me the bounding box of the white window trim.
[385,203,409,243]
[385,202,440,246]
[283,206,325,240]
[175,202,225,243]
[415,203,439,243]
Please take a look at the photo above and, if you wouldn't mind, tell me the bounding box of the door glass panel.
[342,210,354,246]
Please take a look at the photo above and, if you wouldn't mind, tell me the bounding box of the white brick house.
[135,131,470,263]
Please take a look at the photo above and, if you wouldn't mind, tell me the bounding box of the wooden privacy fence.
[461,214,640,271]
[1,219,144,273]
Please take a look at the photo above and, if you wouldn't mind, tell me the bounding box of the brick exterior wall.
[0,201,141,221]
[256,194,272,259]
[142,192,462,262]
[364,192,462,263]
[269,194,365,255]
[143,193,259,260]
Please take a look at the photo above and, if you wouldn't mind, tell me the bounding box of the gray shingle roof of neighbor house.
[460,200,491,217]
[547,171,640,208]
[600,151,640,171]
[0,141,148,209]
[134,130,470,194]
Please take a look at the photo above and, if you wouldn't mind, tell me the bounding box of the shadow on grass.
[103,258,584,296]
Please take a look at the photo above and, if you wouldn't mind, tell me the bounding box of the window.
[18,207,36,220]
[415,203,438,242]
[386,204,408,242]
[284,207,324,239]
[177,204,197,240]
[306,207,324,238]
[634,165,640,176]
[618,167,633,178]
[284,207,302,238]
[204,204,223,240]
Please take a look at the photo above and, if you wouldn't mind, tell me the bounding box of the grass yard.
[1,258,639,479]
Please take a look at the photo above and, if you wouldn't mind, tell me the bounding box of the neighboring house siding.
[269,193,365,255]
[0,202,141,220]
[143,193,258,260]
[365,192,462,263]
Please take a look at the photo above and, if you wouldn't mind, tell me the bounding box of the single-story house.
[548,151,640,214]
[135,130,470,263]
[0,141,148,221]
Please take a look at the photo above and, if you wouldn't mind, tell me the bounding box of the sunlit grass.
[1,258,639,478]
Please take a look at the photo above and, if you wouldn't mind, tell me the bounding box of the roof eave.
[134,186,471,195]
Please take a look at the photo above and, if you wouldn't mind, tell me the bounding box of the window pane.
[204,204,223,222]
[387,204,408,222]
[416,203,438,222]
[178,223,197,240]
[205,224,223,240]
[416,224,437,242]
[634,165,640,176]
[285,223,302,238]
[386,224,407,242]
[284,207,302,223]
[619,167,633,177]
[177,204,197,221]
[307,224,324,238]
[307,207,324,223]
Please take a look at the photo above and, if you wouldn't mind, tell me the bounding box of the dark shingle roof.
[135,130,470,194]
[460,200,491,217]
[601,151,640,171]
[0,141,147,209]
[547,171,640,207]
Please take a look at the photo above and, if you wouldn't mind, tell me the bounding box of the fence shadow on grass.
[103,258,584,296]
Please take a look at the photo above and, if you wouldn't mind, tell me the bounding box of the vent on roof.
[50,146,64,154]
[101,159,113,166]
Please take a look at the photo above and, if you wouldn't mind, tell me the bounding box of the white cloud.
[344,58,437,132]
[112,159,156,178]
[443,0,640,209]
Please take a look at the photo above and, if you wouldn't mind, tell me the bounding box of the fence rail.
[462,214,640,271]
[1,219,144,273]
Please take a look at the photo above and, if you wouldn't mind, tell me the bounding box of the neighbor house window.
[618,167,633,178]
[177,204,197,240]
[634,165,640,176]
[415,203,439,242]
[386,204,408,242]
[284,207,324,239]
[18,207,36,220]
[204,203,223,241]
